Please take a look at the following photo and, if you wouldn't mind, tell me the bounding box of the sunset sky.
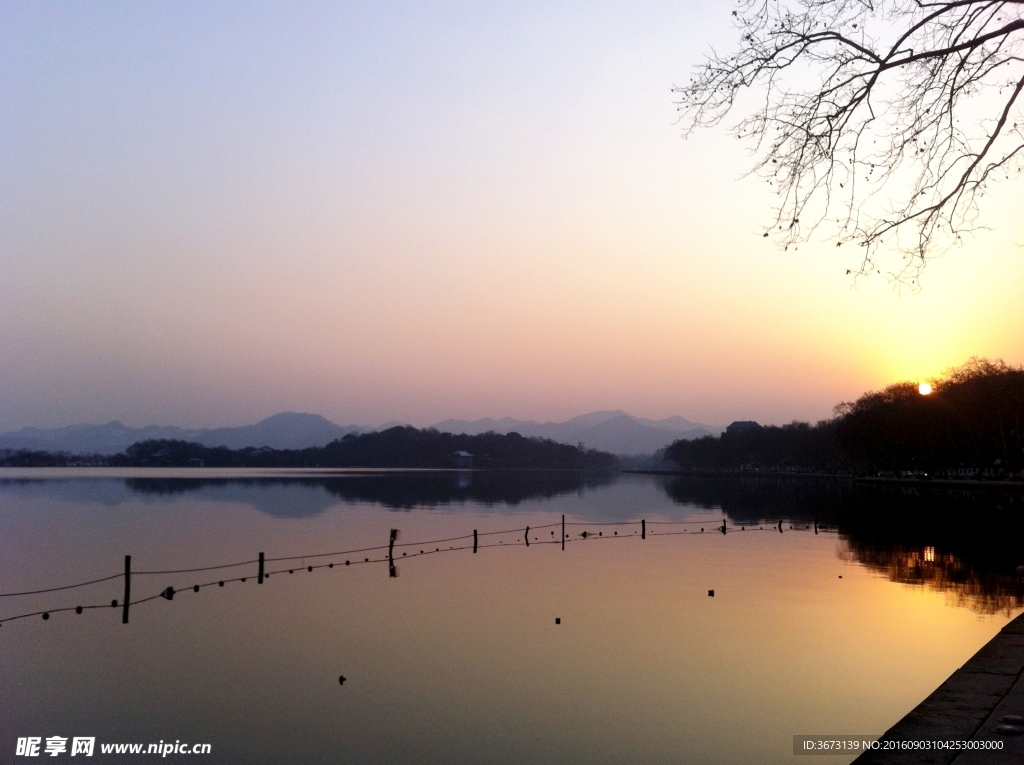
[2,1,1022,431]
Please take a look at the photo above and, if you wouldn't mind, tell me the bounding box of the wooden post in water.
[561,514,565,551]
[721,518,727,535]
[641,519,646,539]
[122,555,131,624]
[473,529,478,554]
[388,529,399,578]
[524,526,530,547]
[258,552,264,584]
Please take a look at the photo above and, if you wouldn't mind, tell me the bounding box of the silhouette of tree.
[663,358,1024,473]
[106,427,619,470]
[676,0,1024,283]
[834,357,1024,471]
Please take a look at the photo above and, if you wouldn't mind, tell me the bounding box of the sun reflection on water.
[840,542,1024,615]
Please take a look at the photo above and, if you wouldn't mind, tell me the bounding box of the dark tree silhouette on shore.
[676,0,1024,283]
[664,358,1024,474]
[835,357,1024,471]
[102,427,619,471]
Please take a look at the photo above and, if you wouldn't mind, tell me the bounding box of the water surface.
[1,469,1020,764]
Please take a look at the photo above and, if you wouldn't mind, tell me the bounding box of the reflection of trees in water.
[317,471,616,509]
[661,475,1024,613]
[661,475,848,525]
[820,484,1024,615]
[124,470,617,514]
[839,543,1024,616]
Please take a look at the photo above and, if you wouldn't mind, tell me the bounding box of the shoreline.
[854,611,1024,764]
[623,469,1024,492]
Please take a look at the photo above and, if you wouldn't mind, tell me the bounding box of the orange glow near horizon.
[0,5,1022,431]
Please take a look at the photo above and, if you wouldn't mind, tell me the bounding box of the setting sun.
[919,383,933,395]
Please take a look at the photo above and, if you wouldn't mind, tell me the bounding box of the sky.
[1,0,1022,431]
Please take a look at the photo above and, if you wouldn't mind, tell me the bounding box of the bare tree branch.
[675,0,1024,285]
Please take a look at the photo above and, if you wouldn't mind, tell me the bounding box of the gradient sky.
[1,0,1022,431]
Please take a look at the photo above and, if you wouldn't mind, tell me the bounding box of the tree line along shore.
[0,427,618,470]
[2,359,1021,478]
[664,359,1023,480]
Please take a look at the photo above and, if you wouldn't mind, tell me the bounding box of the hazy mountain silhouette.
[429,410,720,455]
[0,412,365,455]
[0,421,197,455]
[195,412,363,450]
[0,409,719,457]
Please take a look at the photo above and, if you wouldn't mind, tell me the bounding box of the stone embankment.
[855,612,1024,764]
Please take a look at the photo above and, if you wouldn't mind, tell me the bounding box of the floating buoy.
[193,585,199,593]
[218,581,224,587]
[555,618,561,624]
[75,606,83,614]
[708,590,714,597]
[111,599,118,608]
[42,612,49,620]
[338,675,346,686]
[308,566,312,572]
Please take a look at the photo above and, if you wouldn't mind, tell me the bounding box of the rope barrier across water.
[0,516,831,626]
[0,573,125,599]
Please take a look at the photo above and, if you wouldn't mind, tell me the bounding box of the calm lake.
[1,469,1022,764]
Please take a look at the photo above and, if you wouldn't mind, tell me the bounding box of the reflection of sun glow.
[839,542,1024,615]
[919,383,933,395]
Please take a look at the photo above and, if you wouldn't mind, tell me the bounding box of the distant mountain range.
[0,410,720,457]
[0,413,364,455]
[431,411,720,455]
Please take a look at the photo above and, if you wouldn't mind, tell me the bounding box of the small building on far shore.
[450,451,473,468]
[725,421,762,435]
